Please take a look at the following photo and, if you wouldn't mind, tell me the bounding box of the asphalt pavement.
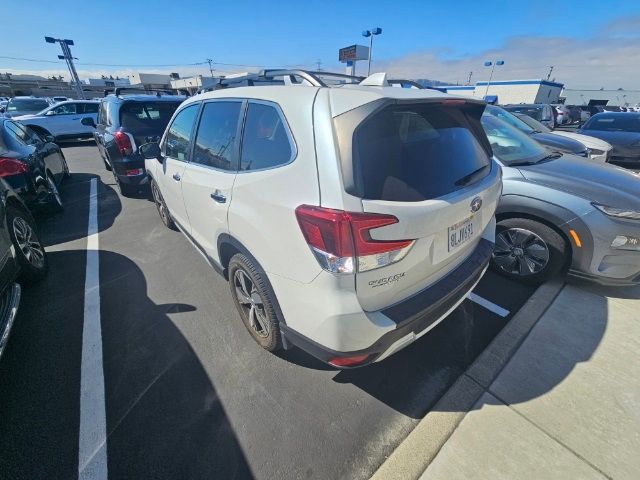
[0,143,535,480]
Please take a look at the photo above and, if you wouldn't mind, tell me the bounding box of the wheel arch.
[25,124,52,138]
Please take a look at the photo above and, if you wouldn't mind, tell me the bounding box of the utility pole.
[546,65,554,81]
[467,71,473,85]
[316,59,322,71]
[206,58,215,78]
[45,36,84,99]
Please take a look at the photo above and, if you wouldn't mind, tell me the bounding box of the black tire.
[228,253,283,352]
[61,153,70,179]
[46,173,64,212]
[6,206,48,283]
[103,158,112,171]
[151,179,176,230]
[492,218,568,285]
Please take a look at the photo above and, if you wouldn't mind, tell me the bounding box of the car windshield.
[6,99,50,113]
[503,105,544,121]
[481,114,548,165]
[119,101,181,132]
[582,115,640,133]
[515,113,551,133]
[484,105,536,134]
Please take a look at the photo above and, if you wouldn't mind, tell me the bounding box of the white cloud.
[377,16,640,89]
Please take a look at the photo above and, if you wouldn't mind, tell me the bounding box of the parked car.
[514,113,612,163]
[0,178,49,360]
[485,105,589,157]
[577,113,640,168]
[0,118,69,212]
[482,113,640,286]
[83,90,185,196]
[503,104,556,129]
[2,97,52,119]
[14,100,99,142]
[140,70,502,368]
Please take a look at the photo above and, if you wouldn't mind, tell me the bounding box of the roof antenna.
[360,72,388,87]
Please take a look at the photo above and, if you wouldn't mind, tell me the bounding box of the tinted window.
[351,104,491,201]
[119,101,180,132]
[484,105,535,134]
[6,99,50,113]
[192,102,241,170]
[53,103,77,115]
[81,103,99,114]
[5,121,38,145]
[583,115,640,133]
[240,103,293,171]
[163,104,199,161]
[503,105,544,121]
[98,102,109,125]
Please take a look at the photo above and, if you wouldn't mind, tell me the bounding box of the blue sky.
[2,0,639,87]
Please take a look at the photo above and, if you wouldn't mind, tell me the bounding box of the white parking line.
[78,178,108,479]
[468,292,510,318]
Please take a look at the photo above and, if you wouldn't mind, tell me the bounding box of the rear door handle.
[210,191,226,203]
[172,173,181,181]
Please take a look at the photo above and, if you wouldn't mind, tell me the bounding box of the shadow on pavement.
[35,172,121,247]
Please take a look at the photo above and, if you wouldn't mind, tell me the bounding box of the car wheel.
[46,173,64,212]
[151,180,176,230]
[492,218,567,285]
[7,206,48,283]
[62,153,70,179]
[228,253,283,352]
[103,158,112,171]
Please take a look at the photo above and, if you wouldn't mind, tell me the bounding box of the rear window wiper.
[455,164,490,186]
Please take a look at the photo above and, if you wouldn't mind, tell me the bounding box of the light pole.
[483,60,504,99]
[206,58,215,78]
[45,36,84,99]
[362,27,382,76]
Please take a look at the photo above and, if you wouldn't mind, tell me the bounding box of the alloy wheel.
[152,182,170,224]
[48,176,62,207]
[233,269,270,338]
[493,227,550,276]
[12,216,46,268]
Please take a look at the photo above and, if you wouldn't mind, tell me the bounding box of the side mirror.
[81,117,96,128]
[43,134,55,143]
[139,142,163,163]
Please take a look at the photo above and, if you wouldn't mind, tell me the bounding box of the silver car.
[483,113,640,286]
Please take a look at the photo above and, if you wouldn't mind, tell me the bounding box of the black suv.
[82,89,185,196]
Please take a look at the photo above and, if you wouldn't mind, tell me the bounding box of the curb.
[370,279,565,480]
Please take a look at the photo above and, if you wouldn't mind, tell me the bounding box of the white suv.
[141,70,502,367]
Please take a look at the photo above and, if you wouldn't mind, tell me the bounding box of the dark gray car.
[577,112,640,168]
[482,113,640,286]
[486,105,589,157]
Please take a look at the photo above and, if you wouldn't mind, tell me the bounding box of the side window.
[192,101,241,170]
[6,121,37,144]
[240,102,293,171]
[53,103,77,115]
[80,103,99,114]
[98,102,108,125]
[162,104,199,161]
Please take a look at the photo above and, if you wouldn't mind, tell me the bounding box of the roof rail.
[387,79,424,89]
[111,87,177,97]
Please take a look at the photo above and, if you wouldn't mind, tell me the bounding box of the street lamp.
[362,27,382,76]
[483,60,504,99]
[45,36,85,99]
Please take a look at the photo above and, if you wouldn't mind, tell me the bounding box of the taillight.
[295,205,415,274]
[328,354,371,367]
[0,157,29,177]
[113,131,133,155]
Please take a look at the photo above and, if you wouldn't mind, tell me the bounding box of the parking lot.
[0,143,536,480]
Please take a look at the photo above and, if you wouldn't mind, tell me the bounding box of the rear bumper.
[281,238,494,367]
[113,154,149,185]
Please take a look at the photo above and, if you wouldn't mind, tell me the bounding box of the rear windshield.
[6,99,50,113]
[351,103,491,201]
[503,106,543,120]
[119,101,181,132]
[583,115,640,133]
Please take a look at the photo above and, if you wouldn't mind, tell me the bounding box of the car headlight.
[592,203,640,220]
[588,148,604,157]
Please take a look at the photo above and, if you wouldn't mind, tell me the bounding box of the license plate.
[448,216,474,252]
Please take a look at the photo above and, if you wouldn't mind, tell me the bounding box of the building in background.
[439,79,564,105]
[170,75,219,94]
[560,88,640,107]
[87,77,131,88]
[128,72,176,90]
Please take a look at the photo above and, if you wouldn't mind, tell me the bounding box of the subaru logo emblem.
[471,197,482,213]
